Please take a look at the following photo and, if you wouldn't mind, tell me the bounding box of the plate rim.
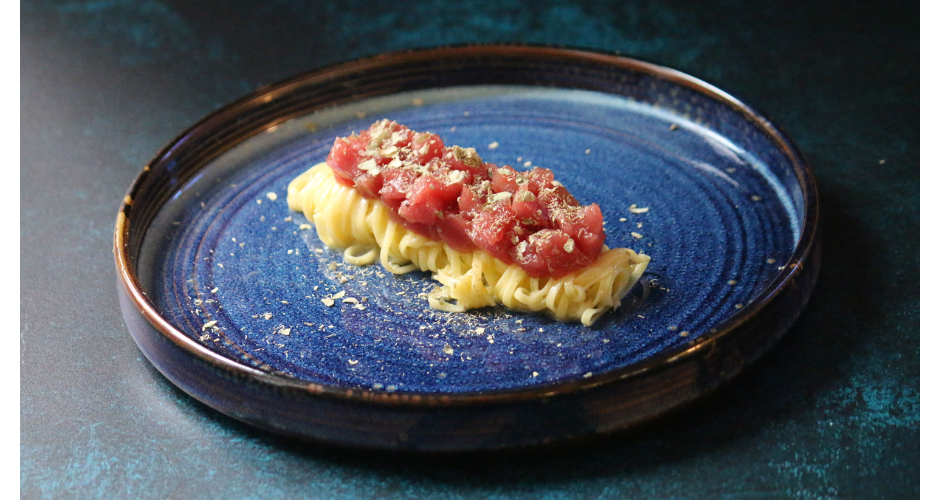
[114,45,819,424]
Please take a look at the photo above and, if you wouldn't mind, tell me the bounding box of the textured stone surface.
[22,0,918,498]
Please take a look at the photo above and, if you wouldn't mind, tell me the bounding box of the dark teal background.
[21,0,918,498]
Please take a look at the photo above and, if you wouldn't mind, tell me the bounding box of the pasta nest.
[287,163,650,326]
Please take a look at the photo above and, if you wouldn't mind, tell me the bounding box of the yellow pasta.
[288,163,650,326]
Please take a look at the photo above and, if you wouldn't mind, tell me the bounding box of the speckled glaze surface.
[115,46,819,449]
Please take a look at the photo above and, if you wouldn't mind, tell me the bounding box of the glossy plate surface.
[115,46,819,450]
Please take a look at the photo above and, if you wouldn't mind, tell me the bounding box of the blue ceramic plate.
[115,46,819,450]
